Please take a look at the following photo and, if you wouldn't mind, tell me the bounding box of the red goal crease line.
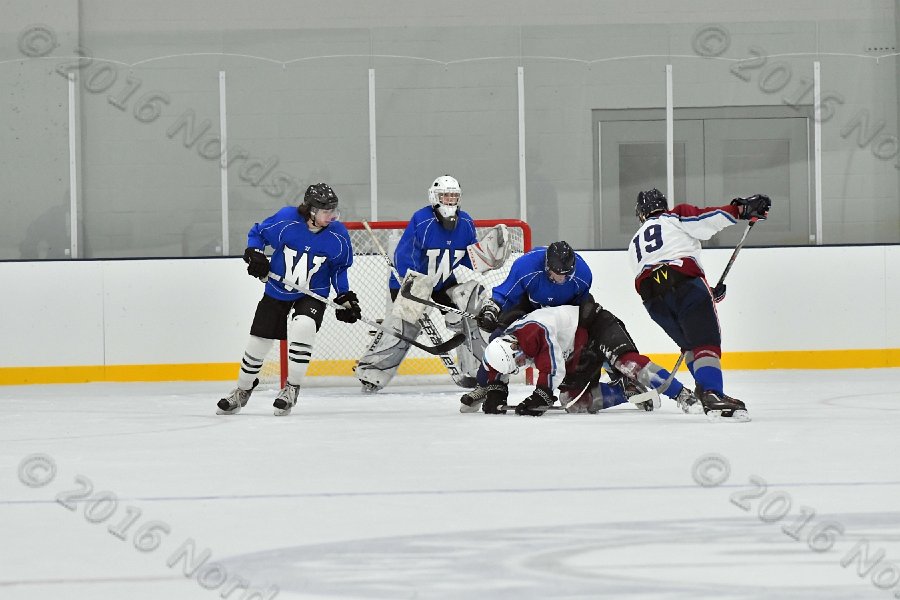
[2,349,899,385]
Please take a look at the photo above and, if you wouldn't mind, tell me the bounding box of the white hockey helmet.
[484,334,525,375]
[428,175,461,230]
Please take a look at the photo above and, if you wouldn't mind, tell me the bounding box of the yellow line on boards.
[1,349,898,385]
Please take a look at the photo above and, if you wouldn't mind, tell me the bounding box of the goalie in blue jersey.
[355,175,511,392]
[216,183,362,416]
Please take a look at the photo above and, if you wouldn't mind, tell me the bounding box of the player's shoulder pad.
[274,205,302,221]
[327,220,350,236]
[457,209,475,223]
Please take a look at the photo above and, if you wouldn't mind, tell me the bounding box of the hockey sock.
[596,382,629,409]
[286,315,316,386]
[692,346,724,393]
[616,352,684,398]
[238,335,275,389]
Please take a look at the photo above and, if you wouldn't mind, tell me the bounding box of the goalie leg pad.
[393,270,437,323]
[355,313,421,391]
[446,281,488,377]
[286,314,316,386]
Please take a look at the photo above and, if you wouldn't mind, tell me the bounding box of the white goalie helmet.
[428,175,461,229]
[484,334,526,375]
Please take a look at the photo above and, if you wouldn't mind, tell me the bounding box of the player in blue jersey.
[458,241,594,411]
[356,175,510,392]
[216,183,362,416]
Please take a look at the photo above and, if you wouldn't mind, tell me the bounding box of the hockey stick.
[399,277,478,320]
[360,221,468,386]
[662,217,759,385]
[266,273,465,355]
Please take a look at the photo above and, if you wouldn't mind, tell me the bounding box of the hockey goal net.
[258,219,531,388]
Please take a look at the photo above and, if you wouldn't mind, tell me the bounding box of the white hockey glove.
[467,224,511,273]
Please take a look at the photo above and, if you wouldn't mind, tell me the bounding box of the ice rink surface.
[2,369,899,600]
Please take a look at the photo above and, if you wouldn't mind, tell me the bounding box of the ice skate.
[360,381,381,394]
[459,385,488,413]
[273,383,300,416]
[674,387,704,414]
[699,389,750,422]
[216,378,259,415]
[621,378,660,411]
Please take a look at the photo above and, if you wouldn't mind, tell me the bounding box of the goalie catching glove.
[243,247,270,279]
[467,224,511,273]
[515,386,556,417]
[334,291,362,323]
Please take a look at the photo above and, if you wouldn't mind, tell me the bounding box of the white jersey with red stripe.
[627,204,739,286]
[505,305,581,392]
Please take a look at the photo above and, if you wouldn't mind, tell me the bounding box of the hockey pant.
[642,277,723,394]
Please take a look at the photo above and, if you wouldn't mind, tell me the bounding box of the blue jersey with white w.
[491,247,592,312]
[390,206,477,292]
[247,206,353,301]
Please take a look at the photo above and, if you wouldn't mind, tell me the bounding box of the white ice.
[2,369,899,600]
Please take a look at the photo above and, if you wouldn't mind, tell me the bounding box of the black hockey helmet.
[545,241,576,282]
[303,183,339,211]
[635,188,668,221]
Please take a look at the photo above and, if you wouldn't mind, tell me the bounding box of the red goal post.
[259,219,532,388]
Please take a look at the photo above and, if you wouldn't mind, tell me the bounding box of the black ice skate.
[699,388,751,422]
[216,378,259,415]
[459,386,488,413]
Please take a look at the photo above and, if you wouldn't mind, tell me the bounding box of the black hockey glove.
[515,386,556,417]
[477,300,501,333]
[482,381,509,414]
[712,283,726,303]
[334,291,362,324]
[243,247,270,279]
[730,194,771,220]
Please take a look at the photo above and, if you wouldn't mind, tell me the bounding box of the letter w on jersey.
[281,247,327,290]
[426,248,466,286]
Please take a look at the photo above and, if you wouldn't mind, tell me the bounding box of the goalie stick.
[360,221,469,386]
[266,273,466,355]
[399,276,477,320]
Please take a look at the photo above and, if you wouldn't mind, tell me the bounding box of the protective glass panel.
[0,29,74,260]
[372,26,520,225]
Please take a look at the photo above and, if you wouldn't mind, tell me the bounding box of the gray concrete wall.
[1,1,896,257]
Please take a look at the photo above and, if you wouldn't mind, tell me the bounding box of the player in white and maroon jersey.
[628,188,771,422]
[475,303,701,416]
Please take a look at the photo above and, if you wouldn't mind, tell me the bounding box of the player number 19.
[632,224,663,261]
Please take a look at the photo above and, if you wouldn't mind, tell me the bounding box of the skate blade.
[273,407,292,416]
[459,402,483,413]
[685,404,705,415]
[705,409,751,423]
